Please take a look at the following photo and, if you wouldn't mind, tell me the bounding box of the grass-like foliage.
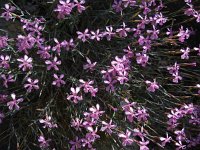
[0,0,200,149]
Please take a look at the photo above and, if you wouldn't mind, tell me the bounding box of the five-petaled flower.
[7,93,23,111]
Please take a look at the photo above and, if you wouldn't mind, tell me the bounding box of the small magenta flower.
[24,78,39,93]
[39,115,58,128]
[116,22,131,38]
[122,0,136,8]
[160,133,172,147]
[136,53,149,67]
[74,0,86,13]
[196,84,200,94]
[70,137,82,150]
[145,79,159,92]
[38,135,51,148]
[83,57,97,71]
[17,55,33,71]
[37,46,51,59]
[174,128,186,142]
[180,47,190,59]
[135,107,149,122]
[71,117,83,131]
[61,38,75,51]
[139,139,149,150]
[1,4,16,21]
[77,29,90,42]
[67,87,83,103]
[177,26,190,42]
[52,38,62,55]
[90,29,102,41]
[118,129,133,146]
[0,55,10,69]
[54,0,74,19]
[0,36,8,49]
[103,26,116,41]
[7,93,23,111]
[100,120,116,134]
[16,34,35,54]
[1,74,15,88]
[112,0,123,13]
[45,56,61,71]
[89,104,104,120]
[172,72,182,83]
[52,74,65,87]
[0,112,5,124]
[175,141,186,150]
[79,79,98,96]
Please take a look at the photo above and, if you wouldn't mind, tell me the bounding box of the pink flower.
[175,141,186,150]
[74,0,86,13]
[136,53,149,67]
[118,129,133,146]
[177,26,190,42]
[83,57,97,71]
[180,47,190,59]
[37,46,51,59]
[79,79,98,97]
[88,104,104,120]
[174,128,186,142]
[145,79,159,92]
[7,93,23,110]
[172,72,182,83]
[90,29,102,41]
[1,74,15,88]
[116,22,131,38]
[71,117,83,131]
[122,0,136,8]
[1,4,16,21]
[45,56,61,71]
[24,78,39,93]
[38,135,51,148]
[67,87,83,103]
[52,74,65,87]
[139,139,149,150]
[16,34,35,54]
[17,55,33,71]
[54,0,74,19]
[160,133,172,147]
[112,0,123,13]
[39,115,58,128]
[61,38,75,51]
[103,26,116,41]
[100,120,116,134]
[70,137,82,150]
[52,38,62,55]
[77,29,90,42]
[0,36,8,49]
[0,55,10,69]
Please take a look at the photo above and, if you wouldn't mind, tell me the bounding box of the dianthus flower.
[0,55,10,69]
[1,74,15,88]
[24,78,39,93]
[145,79,159,92]
[1,4,16,21]
[118,129,133,146]
[0,36,8,49]
[67,87,83,103]
[45,56,61,71]
[17,55,33,71]
[52,74,65,87]
[7,93,23,111]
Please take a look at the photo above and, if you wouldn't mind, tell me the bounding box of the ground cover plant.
[0,0,200,149]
